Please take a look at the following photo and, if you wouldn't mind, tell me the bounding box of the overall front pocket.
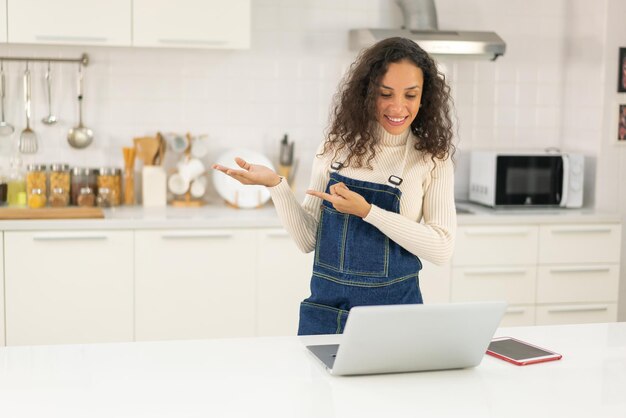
[315,206,389,277]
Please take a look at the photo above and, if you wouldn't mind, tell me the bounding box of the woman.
[213,37,456,335]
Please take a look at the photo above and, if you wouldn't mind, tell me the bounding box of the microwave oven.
[469,151,584,208]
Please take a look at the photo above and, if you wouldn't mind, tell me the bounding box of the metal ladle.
[41,62,57,125]
[67,65,93,149]
[0,61,15,136]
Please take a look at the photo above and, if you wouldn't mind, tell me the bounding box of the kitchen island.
[0,322,624,418]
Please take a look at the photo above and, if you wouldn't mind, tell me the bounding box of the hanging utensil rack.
[0,53,89,66]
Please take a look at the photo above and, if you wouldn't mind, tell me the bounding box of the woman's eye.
[380,93,392,98]
[406,95,417,99]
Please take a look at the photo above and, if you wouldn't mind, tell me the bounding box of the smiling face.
[375,60,424,135]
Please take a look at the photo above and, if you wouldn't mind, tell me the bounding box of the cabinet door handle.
[33,233,108,241]
[547,305,609,313]
[160,232,233,239]
[35,35,108,42]
[264,230,289,238]
[157,38,227,46]
[550,226,613,234]
[549,266,612,274]
[463,268,528,276]
[506,308,527,314]
[464,227,532,236]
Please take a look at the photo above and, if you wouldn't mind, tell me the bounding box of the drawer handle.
[550,227,613,234]
[463,268,528,276]
[506,308,526,314]
[161,232,233,239]
[547,305,609,313]
[36,35,108,42]
[265,231,289,238]
[158,38,228,46]
[464,228,531,237]
[549,267,612,274]
[33,234,108,241]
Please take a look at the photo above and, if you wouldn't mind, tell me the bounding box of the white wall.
[0,0,577,199]
[0,0,624,317]
[596,0,626,320]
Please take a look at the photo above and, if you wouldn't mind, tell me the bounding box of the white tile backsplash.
[0,0,614,208]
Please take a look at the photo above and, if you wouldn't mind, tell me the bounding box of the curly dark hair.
[323,37,455,168]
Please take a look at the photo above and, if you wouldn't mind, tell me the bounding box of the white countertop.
[0,201,620,230]
[0,322,625,418]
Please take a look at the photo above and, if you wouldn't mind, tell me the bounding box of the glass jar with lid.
[26,164,47,209]
[0,170,7,206]
[49,163,71,207]
[7,156,26,207]
[96,187,112,208]
[71,167,97,206]
[97,167,122,206]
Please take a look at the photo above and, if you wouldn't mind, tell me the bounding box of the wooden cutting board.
[0,207,105,220]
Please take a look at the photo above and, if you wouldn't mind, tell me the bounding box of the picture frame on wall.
[619,48,626,93]
[618,104,626,143]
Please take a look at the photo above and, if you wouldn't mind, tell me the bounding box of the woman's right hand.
[212,157,281,187]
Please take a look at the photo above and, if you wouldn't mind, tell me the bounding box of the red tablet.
[486,337,562,366]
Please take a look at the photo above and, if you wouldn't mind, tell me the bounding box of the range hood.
[349,0,506,61]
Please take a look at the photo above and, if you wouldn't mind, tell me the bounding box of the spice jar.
[97,167,122,206]
[0,171,7,206]
[71,167,97,206]
[49,163,71,207]
[7,157,26,207]
[96,187,112,208]
[77,186,96,207]
[26,164,47,209]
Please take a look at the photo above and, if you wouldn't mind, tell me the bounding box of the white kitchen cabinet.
[500,305,535,327]
[256,229,313,336]
[537,265,620,304]
[133,0,250,49]
[0,233,4,346]
[451,266,536,304]
[536,304,618,325]
[538,224,622,264]
[135,229,257,341]
[535,223,621,325]
[449,222,622,326]
[419,260,451,304]
[451,225,539,327]
[0,0,7,43]
[7,0,131,46]
[4,230,134,346]
[452,226,538,266]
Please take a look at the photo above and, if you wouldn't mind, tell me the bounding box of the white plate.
[213,149,275,209]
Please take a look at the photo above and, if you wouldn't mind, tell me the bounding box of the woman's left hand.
[307,182,372,218]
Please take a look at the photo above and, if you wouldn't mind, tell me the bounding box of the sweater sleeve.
[362,156,457,265]
[268,143,329,253]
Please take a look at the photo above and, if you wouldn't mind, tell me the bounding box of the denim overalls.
[298,143,423,335]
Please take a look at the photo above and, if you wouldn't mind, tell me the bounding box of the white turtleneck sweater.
[268,124,456,266]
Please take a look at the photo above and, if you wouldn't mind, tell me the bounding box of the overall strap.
[386,137,414,187]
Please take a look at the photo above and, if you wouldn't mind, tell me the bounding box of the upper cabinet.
[3,0,250,49]
[7,0,131,46]
[133,0,250,49]
[0,0,6,43]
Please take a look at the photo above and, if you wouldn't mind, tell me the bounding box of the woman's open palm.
[212,157,281,187]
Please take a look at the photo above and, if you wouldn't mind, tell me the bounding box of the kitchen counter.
[0,202,620,230]
[0,322,624,418]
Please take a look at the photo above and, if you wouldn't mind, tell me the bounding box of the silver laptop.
[306,301,507,376]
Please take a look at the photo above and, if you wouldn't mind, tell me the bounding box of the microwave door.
[495,156,563,206]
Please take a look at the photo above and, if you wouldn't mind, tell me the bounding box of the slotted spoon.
[18,65,38,154]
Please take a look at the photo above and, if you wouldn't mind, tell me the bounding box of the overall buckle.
[388,175,403,186]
